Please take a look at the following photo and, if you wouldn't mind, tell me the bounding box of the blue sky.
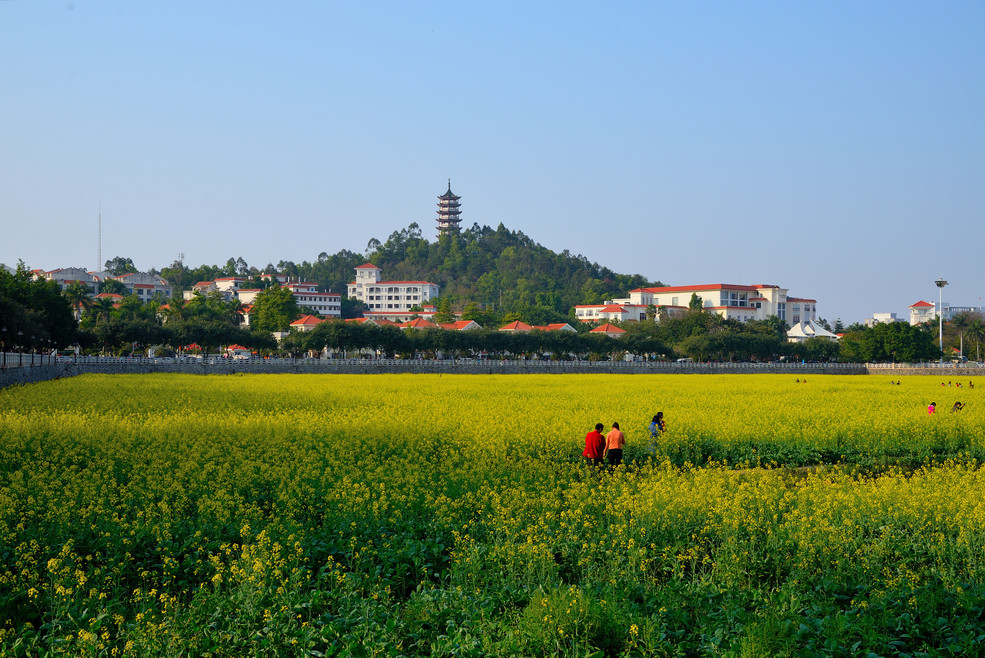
[2,1,982,324]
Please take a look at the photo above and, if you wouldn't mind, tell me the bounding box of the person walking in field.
[648,412,666,454]
[583,423,606,467]
[952,401,964,413]
[605,422,626,467]
[928,402,937,415]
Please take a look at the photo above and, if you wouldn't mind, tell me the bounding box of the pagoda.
[436,180,462,235]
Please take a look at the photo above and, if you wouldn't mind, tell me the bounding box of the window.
[777,303,786,320]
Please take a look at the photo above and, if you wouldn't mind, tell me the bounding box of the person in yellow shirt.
[605,422,625,467]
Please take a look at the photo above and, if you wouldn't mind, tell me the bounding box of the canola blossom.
[0,373,983,655]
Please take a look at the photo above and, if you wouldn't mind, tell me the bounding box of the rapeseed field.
[0,373,983,655]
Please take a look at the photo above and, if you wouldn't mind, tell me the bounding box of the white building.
[111,272,172,300]
[284,281,341,317]
[347,264,439,314]
[363,305,437,324]
[865,312,898,327]
[909,300,981,326]
[38,267,102,294]
[575,283,817,326]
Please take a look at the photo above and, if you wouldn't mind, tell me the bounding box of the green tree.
[0,266,77,349]
[688,293,704,312]
[433,298,456,324]
[249,285,300,333]
[966,315,985,362]
[99,279,129,296]
[104,256,138,276]
[62,282,94,320]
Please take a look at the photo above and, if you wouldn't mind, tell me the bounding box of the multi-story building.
[36,267,102,293]
[363,306,437,324]
[111,272,172,300]
[909,300,982,326]
[283,281,341,317]
[347,264,439,315]
[575,283,817,326]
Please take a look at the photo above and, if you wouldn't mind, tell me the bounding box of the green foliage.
[98,278,129,296]
[103,256,138,276]
[249,285,300,333]
[0,265,77,349]
[839,322,940,363]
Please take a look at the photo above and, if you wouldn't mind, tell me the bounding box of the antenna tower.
[97,207,102,272]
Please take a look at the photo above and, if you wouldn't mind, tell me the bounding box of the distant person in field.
[952,402,964,413]
[648,412,666,454]
[605,422,626,467]
[928,402,937,415]
[582,423,606,467]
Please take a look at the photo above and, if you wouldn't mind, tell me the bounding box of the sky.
[1,2,983,325]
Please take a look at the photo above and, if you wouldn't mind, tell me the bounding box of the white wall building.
[38,267,102,294]
[230,280,340,318]
[284,282,341,317]
[347,264,439,313]
[865,312,899,327]
[112,272,172,300]
[575,283,817,325]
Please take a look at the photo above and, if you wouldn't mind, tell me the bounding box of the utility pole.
[935,275,948,362]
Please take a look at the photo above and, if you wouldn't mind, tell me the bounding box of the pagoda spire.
[436,180,462,236]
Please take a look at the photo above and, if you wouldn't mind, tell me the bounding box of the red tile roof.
[632,284,762,294]
[401,318,438,329]
[910,300,935,308]
[290,314,324,326]
[590,323,626,334]
[499,321,533,332]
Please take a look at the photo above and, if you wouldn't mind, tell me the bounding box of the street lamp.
[17,331,23,367]
[935,276,948,362]
[1,326,6,368]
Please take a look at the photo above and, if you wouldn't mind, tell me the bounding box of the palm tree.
[161,298,188,324]
[90,297,116,325]
[966,315,985,362]
[951,312,974,358]
[62,282,93,320]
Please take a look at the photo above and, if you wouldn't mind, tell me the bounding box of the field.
[1,373,984,656]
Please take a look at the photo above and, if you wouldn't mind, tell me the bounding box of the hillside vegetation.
[159,223,659,322]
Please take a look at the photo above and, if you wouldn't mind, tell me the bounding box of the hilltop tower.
[436,180,462,236]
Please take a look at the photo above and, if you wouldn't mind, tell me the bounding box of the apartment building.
[346,264,439,313]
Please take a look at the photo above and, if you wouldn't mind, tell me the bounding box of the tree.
[433,298,455,324]
[249,285,300,333]
[280,330,308,360]
[99,279,129,296]
[62,282,94,320]
[688,293,704,312]
[950,312,975,357]
[104,256,138,276]
[967,315,985,362]
[0,266,77,349]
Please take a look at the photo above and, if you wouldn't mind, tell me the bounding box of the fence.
[0,351,56,368]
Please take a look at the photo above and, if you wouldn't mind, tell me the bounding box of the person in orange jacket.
[605,422,626,467]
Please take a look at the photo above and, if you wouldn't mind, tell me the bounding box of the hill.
[160,222,660,324]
